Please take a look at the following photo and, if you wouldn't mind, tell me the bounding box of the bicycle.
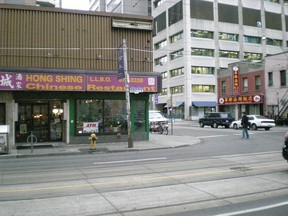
[149,122,169,135]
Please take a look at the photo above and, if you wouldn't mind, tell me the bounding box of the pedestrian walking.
[241,112,249,139]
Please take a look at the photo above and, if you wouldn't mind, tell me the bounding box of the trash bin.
[0,125,9,154]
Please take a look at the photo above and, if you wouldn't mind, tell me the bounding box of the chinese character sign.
[0,73,22,90]
[233,66,239,95]
[218,95,262,105]
[0,73,85,91]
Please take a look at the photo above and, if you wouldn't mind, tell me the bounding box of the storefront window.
[76,99,127,134]
[15,101,63,143]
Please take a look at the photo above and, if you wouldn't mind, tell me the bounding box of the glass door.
[33,104,49,142]
[16,101,64,143]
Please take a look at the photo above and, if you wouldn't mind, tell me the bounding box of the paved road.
[0,125,287,215]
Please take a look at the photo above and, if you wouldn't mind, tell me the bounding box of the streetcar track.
[0,158,287,194]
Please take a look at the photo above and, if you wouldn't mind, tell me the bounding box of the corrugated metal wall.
[0,6,153,72]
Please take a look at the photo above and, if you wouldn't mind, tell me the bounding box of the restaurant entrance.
[15,100,64,143]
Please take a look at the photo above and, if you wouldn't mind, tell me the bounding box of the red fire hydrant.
[89,133,97,150]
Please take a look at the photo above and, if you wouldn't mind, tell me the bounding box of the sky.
[61,0,89,10]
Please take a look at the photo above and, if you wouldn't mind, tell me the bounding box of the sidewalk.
[0,120,201,158]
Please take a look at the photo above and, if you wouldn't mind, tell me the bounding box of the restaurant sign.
[218,95,262,105]
[0,72,157,93]
[87,75,157,92]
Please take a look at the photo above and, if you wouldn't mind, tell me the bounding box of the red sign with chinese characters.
[218,95,262,105]
[233,66,239,95]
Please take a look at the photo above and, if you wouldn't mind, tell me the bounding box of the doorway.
[0,103,5,125]
[16,100,64,143]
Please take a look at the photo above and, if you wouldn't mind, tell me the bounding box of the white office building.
[152,0,288,120]
[0,0,59,7]
[89,0,151,16]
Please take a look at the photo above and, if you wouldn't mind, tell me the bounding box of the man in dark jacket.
[241,112,249,139]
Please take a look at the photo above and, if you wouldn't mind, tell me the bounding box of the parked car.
[230,118,251,130]
[230,119,244,130]
[230,115,275,130]
[199,112,234,128]
[248,115,275,130]
[282,132,288,162]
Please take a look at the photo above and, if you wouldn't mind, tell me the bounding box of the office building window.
[168,0,183,26]
[243,8,261,27]
[154,0,166,8]
[155,40,167,50]
[218,4,239,24]
[268,72,273,86]
[191,48,214,57]
[155,56,167,66]
[106,0,122,13]
[154,12,166,33]
[191,66,214,75]
[244,52,262,61]
[280,70,286,86]
[162,71,168,79]
[219,50,239,59]
[159,88,168,96]
[264,0,279,3]
[170,85,184,94]
[255,76,261,91]
[244,35,261,44]
[170,67,184,78]
[190,0,214,20]
[266,38,283,46]
[265,11,282,30]
[219,32,238,41]
[221,81,226,94]
[192,85,215,93]
[191,30,213,39]
[170,31,183,43]
[170,49,183,60]
[243,78,248,92]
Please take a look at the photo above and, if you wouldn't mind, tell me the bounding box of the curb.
[0,144,195,158]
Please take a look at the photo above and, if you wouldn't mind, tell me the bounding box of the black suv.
[199,112,234,128]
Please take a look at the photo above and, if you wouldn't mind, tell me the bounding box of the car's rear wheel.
[199,122,204,128]
[251,124,257,130]
[233,123,238,130]
[213,122,218,128]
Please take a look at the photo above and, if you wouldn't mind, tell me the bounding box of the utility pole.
[122,39,133,148]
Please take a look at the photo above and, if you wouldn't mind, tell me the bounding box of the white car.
[149,110,169,125]
[230,119,243,130]
[230,115,275,130]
